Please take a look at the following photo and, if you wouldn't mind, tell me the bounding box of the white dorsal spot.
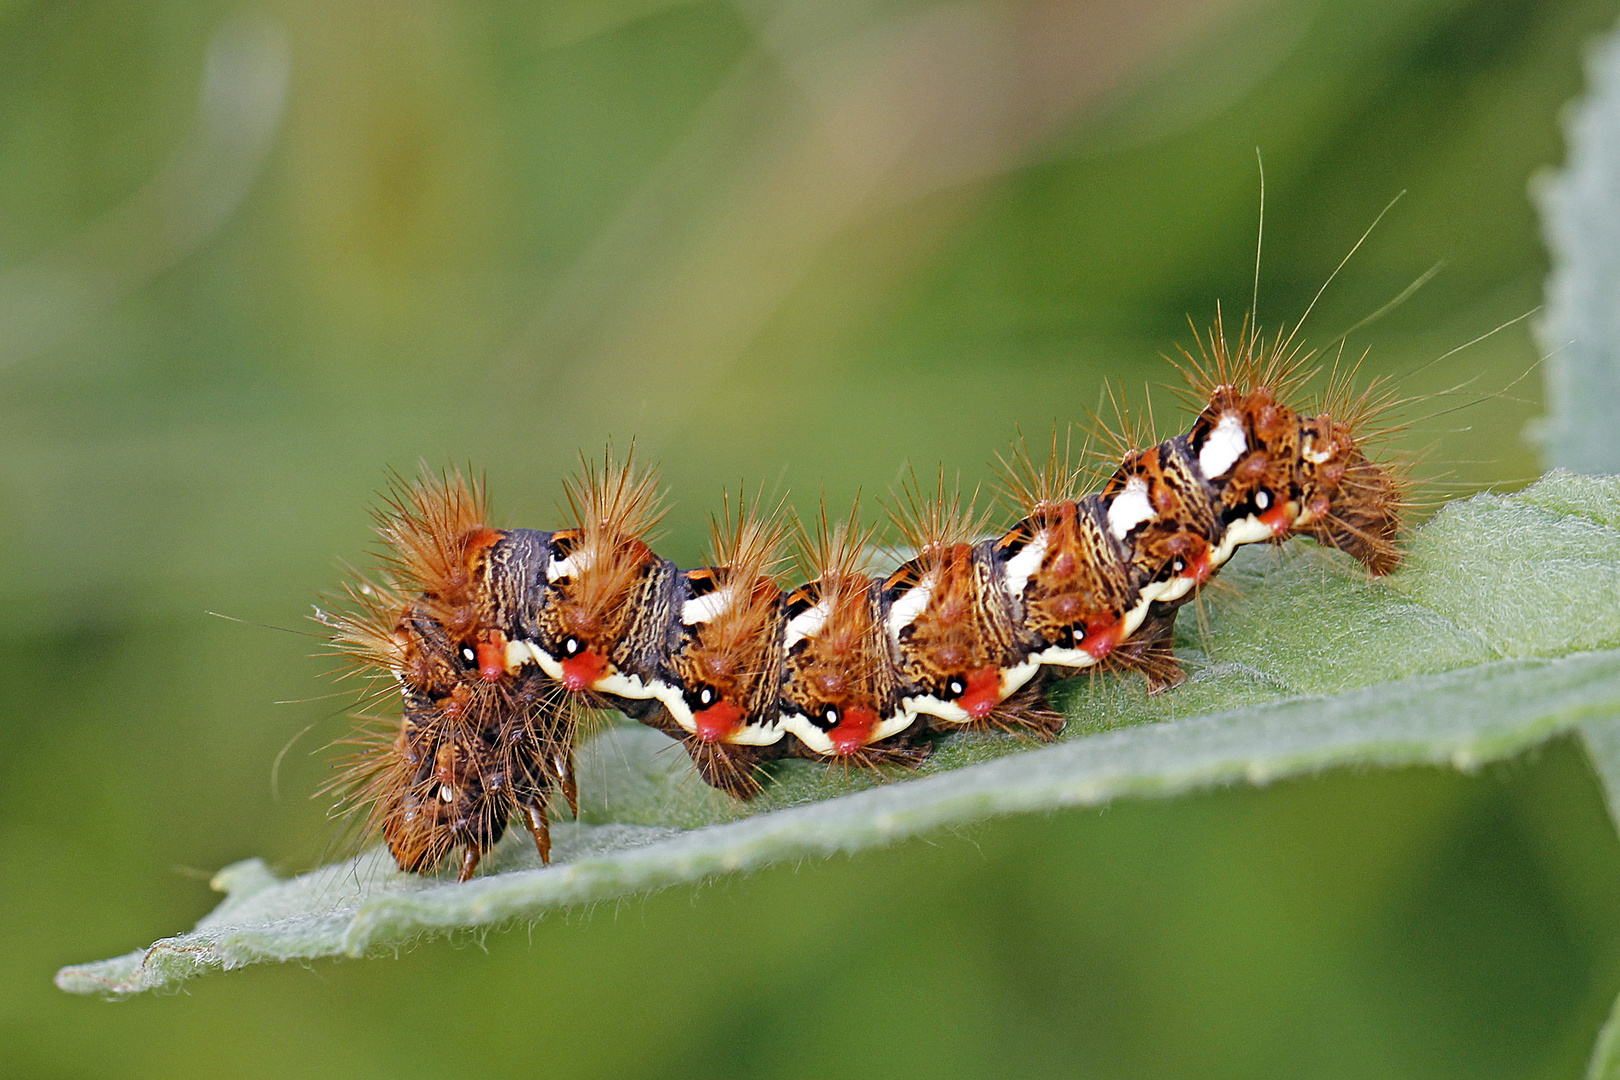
[546,546,596,583]
[886,573,936,637]
[1198,413,1247,480]
[1106,477,1156,540]
[682,585,736,626]
[782,598,829,651]
[1002,531,1049,600]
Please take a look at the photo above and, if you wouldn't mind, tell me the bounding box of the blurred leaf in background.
[3,0,1618,1077]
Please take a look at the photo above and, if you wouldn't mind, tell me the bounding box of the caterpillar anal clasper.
[326,320,1407,879]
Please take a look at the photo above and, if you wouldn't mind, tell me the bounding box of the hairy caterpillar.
[326,315,1405,880]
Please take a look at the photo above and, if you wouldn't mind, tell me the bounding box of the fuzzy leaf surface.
[1537,26,1620,476]
[56,472,1620,998]
[1535,25,1620,1074]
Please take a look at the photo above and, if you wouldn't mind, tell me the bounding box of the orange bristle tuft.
[794,499,883,687]
[551,446,668,656]
[1170,307,1317,413]
[1084,381,1162,478]
[888,467,992,559]
[697,489,789,666]
[996,424,1086,516]
[371,469,500,638]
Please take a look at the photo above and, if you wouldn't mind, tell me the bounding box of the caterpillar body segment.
[883,538,1031,730]
[634,507,795,797]
[997,496,1138,674]
[776,509,923,766]
[881,477,1035,732]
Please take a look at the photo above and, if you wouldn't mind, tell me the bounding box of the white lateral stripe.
[1107,478,1156,540]
[910,660,1041,724]
[1148,573,1197,606]
[512,639,786,745]
[725,722,786,746]
[511,639,652,699]
[514,640,560,681]
[778,712,834,755]
[903,691,972,725]
[782,598,829,651]
[1208,513,1277,570]
[998,658,1042,700]
[1136,576,1176,605]
[1121,589,1154,638]
[1022,587,1157,673]
[1029,645,1099,670]
[658,683,697,733]
[871,711,915,742]
[504,639,535,672]
[584,670,653,700]
[652,679,786,745]
[1198,413,1247,480]
[778,707,915,755]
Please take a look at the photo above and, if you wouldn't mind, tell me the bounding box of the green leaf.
[1593,992,1620,1080]
[1536,27,1620,478]
[1535,24,1620,1075]
[55,472,1620,998]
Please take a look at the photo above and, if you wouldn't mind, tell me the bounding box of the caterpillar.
[325,314,1405,881]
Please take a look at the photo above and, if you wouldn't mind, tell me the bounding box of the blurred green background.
[3,0,1619,1075]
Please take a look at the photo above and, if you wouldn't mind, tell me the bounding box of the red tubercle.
[560,649,611,691]
[1260,504,1292,537]
[1081,616,1123,660]
[955,666,1002,719]
[440,685,471,718]
[828,705,880,756]
[474,631,511,683]
[693,699,746,743]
